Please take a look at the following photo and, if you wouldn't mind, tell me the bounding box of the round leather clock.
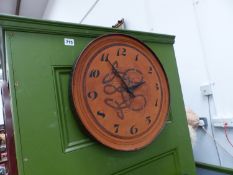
[71,34,170,151]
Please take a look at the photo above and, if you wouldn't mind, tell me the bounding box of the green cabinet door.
[0,15,196,175]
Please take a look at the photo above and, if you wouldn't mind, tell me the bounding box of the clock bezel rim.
[71,33,170,151]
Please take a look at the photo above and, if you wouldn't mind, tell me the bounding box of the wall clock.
[71,34,170,151]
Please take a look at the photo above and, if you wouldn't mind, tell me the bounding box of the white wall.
[194,0,233,118]
[43,0,233,169]
[191,0,233,168]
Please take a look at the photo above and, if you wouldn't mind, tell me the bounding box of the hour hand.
[129,81,145,91]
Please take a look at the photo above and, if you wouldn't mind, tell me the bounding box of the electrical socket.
[212,118,233,127]
[200,84,213,96]
[199,117,208,128]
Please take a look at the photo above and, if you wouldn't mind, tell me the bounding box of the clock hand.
[107,60,135,97]
[129,81,145,91]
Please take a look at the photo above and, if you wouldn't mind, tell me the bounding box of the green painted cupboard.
[0,15,196,175]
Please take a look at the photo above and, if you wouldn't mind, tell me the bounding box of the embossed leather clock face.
[71,34,170,151]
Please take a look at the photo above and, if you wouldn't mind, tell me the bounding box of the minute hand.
[129,81,145,91]
[107,60,135,97]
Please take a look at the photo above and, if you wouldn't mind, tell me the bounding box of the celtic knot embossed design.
[102,61,146,119]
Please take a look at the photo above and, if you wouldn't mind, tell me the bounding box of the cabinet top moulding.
[0,14,175,44]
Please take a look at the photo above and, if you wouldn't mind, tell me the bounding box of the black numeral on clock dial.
[117,48,126,56]
[148,66,153,74]
[87,91,98,100]
[101,53,109,62]
[155,98,158,107]
[89,69,100,78]
[146,116,152,125]
[130,125,138,135]
[97,111,106,118]
[155,83,159,90]
[114,124,120,133]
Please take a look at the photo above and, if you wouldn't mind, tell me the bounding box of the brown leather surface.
[71,34,169,151]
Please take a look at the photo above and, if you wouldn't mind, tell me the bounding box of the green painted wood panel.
[0,15,196,175]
